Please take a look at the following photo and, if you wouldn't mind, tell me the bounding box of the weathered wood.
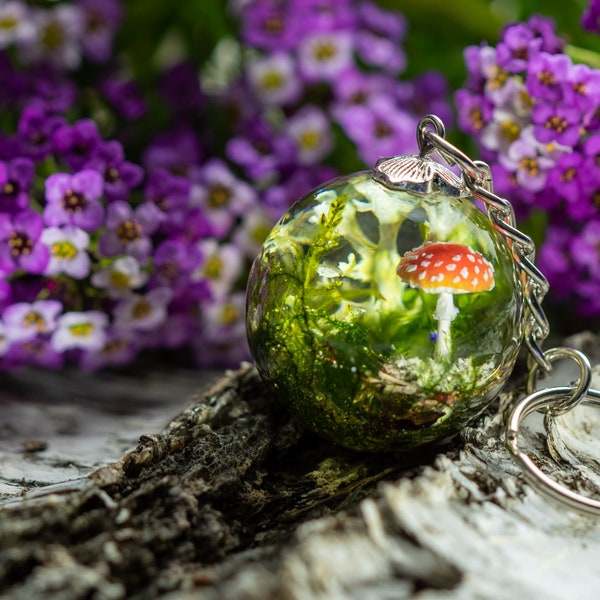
[1,334,600,599]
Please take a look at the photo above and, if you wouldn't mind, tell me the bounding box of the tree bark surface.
[1,334,600,599]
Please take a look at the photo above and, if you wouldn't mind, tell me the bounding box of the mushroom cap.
[397,242,495,294]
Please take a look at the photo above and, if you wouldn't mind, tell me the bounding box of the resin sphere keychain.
[247,115,525,451]
[247,115,600,514]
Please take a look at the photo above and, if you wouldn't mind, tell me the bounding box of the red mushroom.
[397,242,495,359]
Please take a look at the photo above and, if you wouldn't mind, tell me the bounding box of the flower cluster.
[0,0,452,371]
[456,14,600,316]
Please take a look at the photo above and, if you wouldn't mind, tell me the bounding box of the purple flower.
[91,256,148,299]
[143,168,190,232]
[3,300,62,342]
[44,170,105,232]
[10,338,65,370]
[113,287,172,332]
[570,168,600,220]
[40,226,90,278]
[143,312,196,351]
[478,46,517,105]
[496,23,542,73]
[247,53,301,106]
[191,159,256,237]
[26,67,77,113]
[489,163,535,213]
[354,31,405,76]
[241,0,302,51]
[99,201,161,261]
[84,141,144,203]
[403,72,452,127]
[289,0,356,33]
[0,158,34,214]
[17,106,65,161]
[463,44,489,93]
[0,280,12,313]
[151,239,202,297]
[454,91,493,137]
[143,127,202,177]
[584,134,600,175]
[354,3,407,76]
[79,328,139,372]
[159,62,205,116]
[101,75,146,119]
[499,134,554,193]
[226,118,295,181]
[574,279,600,316]
[358,1,406,41]
[79,0,122,63]
[582,0,600,34]
[285,105,333,165]
[548,152,583,202]
[538,226,579,301]
[0,210,49,275]
[51,310,108,352]
[332,69,396,107]
[334,96,416,164]
[526,52,571,102]
[53,119,103,172]
[527,15,564,54]
[564,64,600,112]
[531,102,581,147]
[298,31,353,82]
[570,219,600,278]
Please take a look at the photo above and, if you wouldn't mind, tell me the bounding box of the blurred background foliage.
[117,0,600,152]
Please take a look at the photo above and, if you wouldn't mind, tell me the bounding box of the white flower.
[298,31,353,81]
[0,1,35,49]
[193,240,244,300]
[91,256,149,299]
[232,206,274,259]
[51,311,108,352]
[286,105,333,165]
[248,53,300,105]
[201,292,246,343]
[0,320,10,356]
[113,287,172,331]
[41,226,90,278]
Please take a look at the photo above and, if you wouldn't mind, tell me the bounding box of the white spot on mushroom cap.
[421,260,431,267]
[405,264,417,273]
[460,267,469,279]
[445,263,457,271]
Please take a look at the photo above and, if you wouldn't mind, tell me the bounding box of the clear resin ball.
[246,171,524,451]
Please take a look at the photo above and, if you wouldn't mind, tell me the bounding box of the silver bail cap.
[373,115,468,198]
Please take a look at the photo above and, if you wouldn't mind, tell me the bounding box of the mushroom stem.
[433,291,459,360]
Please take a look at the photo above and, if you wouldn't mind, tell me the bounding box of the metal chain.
[416,116,552,372]
[410,116,600,515]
